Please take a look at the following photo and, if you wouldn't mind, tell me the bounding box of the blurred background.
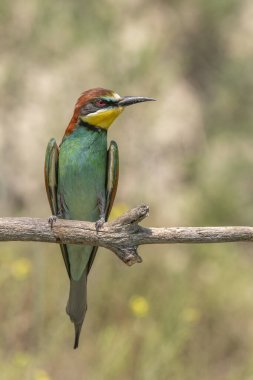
[1,0,253,379]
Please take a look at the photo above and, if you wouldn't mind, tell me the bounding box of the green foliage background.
[1,0,253,379]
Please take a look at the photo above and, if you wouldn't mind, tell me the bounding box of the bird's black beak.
[118,96,156,107]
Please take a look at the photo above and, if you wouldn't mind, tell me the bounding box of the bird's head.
[65,88,155,135]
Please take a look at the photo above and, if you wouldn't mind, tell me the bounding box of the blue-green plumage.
[58,126,107,280]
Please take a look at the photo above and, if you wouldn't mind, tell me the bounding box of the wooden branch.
[1,204,253,266]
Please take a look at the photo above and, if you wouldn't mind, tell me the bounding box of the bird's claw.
[48,215,57,228]
[95,216,105,231]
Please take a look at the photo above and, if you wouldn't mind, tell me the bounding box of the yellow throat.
[81,106,124,130]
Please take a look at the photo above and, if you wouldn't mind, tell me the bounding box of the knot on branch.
[112,246,143,266]
[110,204,149,227]
[106,204,149,266]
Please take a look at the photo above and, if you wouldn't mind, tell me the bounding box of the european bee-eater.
[44,88,155,348]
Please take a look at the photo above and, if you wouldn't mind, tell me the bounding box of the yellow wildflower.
[129,296,149,317]
[10,258,32,280]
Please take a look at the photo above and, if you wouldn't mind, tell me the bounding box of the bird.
[44,88,155,349]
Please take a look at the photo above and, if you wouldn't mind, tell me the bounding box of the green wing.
[44,138,59,216]
[44,138,71,278]
[87,140,119,273]
[105,140,119,218]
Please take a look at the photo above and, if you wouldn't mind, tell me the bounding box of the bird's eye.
[95,99,107,107]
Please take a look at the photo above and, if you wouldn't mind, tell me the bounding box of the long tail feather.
[66,268,88,349]
[74,323,82,349]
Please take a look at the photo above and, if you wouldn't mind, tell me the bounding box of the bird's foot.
[95,216,105,231]
[48,215,57,228]
[48,210,64,228]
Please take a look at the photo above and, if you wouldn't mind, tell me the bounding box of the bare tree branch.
[1,204,253,266]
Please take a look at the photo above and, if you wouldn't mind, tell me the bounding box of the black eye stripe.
[106,100,118,107]
[80,99,118,117]
[93,99,118,107]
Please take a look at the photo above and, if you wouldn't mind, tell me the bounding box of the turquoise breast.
[58,126,107,280]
